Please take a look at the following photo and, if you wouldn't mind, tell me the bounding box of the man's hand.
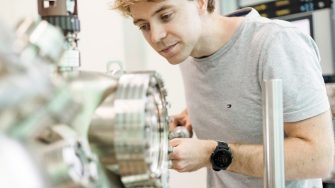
[169,109,193,137]
[169,138,217,172]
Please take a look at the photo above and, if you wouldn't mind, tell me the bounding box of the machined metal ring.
[89,71,169,188]
[114,72,169,188]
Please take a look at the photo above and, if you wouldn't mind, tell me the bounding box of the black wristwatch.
[210,141,233,171]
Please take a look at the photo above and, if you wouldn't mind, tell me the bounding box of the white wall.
[78,0,125,72]
[0,0,37,28]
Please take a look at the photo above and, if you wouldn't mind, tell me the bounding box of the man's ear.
[197,0,208,14]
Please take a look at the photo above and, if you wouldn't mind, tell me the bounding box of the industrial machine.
[0,0,179,187]
[0,17,98,188]
[37,0,172,187]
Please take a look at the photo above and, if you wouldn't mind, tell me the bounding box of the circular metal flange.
[89,71,169,188]
[113,72,169,188]
[39,125,98,188]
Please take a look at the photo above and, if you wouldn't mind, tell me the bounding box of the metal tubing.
[262,79,285,188]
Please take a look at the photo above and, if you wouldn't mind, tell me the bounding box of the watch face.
[213,150,232,169]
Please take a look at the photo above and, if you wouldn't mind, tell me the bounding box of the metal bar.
[330,0,335,74]
[262,79,285,188]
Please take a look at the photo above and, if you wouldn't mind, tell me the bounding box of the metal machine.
[0,17,98,188]
[37,0,171,187]
[37,0,81,71]
[0,0,174,187]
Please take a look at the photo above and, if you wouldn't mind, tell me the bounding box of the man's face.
[130,0,203,64]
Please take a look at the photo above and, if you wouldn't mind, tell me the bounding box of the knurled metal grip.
[42,16,80,33]
[38,0,80,33]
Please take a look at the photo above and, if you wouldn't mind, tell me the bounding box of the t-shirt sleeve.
[259,27,330,122]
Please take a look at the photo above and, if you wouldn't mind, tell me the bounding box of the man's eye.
[139,24,150,31]
[161,13,174,22]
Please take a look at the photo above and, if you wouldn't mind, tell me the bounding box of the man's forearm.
[227,137,333,180]
[225,111,334,179]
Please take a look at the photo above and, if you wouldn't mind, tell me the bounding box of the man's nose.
[150,24,167,43]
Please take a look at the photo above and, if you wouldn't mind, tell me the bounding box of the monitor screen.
[286,15,314,38]
[290,19,311,36]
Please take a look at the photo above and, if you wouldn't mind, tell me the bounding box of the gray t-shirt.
[179,8,330,188]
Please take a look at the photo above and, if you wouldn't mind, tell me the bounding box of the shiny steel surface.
[89,72,169,188]
[37,0,81,70]
[0,18,63,111]
[37,1,170,186]
[37,125,98,188]
[114,72,169,188]
[262,80,285,188]
[0,19,101,188]
[15,18,65,63]
[169,126,191,139]
[0,18,80,140]
[1,3,172,187]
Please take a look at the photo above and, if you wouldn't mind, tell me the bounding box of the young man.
[113,0,334,187]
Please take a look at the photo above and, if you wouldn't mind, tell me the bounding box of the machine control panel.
[243,0,331,18]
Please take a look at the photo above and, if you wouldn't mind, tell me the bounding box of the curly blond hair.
[112,0,215,17]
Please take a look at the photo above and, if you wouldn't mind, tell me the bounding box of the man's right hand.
[169,109,193,137]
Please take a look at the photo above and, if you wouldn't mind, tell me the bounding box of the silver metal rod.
[262,79,285,188]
